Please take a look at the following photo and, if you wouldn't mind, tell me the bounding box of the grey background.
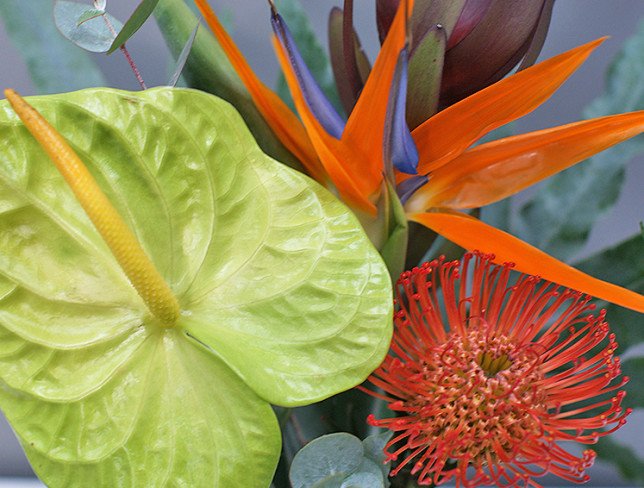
[0,0,643,485]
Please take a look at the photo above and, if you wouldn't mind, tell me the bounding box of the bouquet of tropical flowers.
[0,1,642,486]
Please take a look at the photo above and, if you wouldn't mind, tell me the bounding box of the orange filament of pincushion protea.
[363,252,630,488]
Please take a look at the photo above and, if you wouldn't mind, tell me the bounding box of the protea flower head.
[376,0,555,123]
[362,252,630,487]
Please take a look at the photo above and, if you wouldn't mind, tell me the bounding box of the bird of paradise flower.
[194,0,644,313]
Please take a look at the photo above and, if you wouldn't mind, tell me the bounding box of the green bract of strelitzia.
[0,87,393,486]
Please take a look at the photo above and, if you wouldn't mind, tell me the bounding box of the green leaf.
[0,88,392,486]
[574,233,644,349]
[154,0,305,172]
[379,181,409,280]
[289,433,365,488]
[54,0,123,53]
[167,20,199,87]
[107,0,160,54]
[362,431,393,486]
[406,27,445,129]
[593,436,644,484]
[341,469,384,488]
[516,20,644,260]
[621,357,644,408]
[274,0,343,114]
[0,0,105,93]
[289,432,389,488]
[76,8,105,25]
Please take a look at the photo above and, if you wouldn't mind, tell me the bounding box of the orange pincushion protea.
[363,253,630,487]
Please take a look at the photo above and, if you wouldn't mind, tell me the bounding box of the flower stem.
[102,13,147,90]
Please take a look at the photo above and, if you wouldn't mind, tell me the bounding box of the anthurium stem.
[5,89,180,326]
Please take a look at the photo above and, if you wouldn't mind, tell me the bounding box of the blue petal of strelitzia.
[396,174,428,204]
[271,11,346,139]
[384,48,419,175]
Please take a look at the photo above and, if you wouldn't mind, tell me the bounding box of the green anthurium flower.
[0,87,392,487]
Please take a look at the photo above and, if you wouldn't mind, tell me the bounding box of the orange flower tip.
[365,253,628,486]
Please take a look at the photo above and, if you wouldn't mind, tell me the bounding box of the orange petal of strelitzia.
[271,0,413,214]
[272,35,377,213]
[194,0,326,182]
[341,0,414,172]
[412,38,607,174]
[407,111,644,211]
[409,210,644,313]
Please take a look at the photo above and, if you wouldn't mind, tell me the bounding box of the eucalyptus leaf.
[0,88,392,486]
[107,0,160,54]
[362,431,393,485]
[274,0,342,114]
[76,8,105,26]
[516,20,644,259]
[341,469,384,488]
[54,0,123,53]
[290,433,364,488]
[0,0,105,93]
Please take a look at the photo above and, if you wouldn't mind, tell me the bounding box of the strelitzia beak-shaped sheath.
[272,0,415,214]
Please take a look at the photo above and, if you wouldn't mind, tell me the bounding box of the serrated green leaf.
[575,233,644,349]
[154,0,305,171]
[516,20,644,259]
[593,436,644,484]
[107,0,160,54]
[290,433,364,488]
[621,357,644,408]
[54,0,123,53]
[0,88,392,486]
[0,0,105,93]
[274,0,343,114]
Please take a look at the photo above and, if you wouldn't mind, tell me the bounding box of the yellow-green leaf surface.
[0,88,392,486]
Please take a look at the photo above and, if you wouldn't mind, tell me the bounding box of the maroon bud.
[441,0,554,106]
[376,0,555,111]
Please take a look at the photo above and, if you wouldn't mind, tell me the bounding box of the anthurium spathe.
[194,0,644,314]
[0,88,392,486]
